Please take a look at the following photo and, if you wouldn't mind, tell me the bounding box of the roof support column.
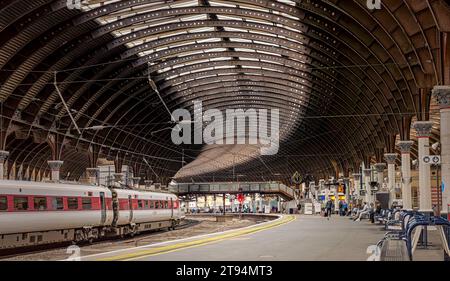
[0,150,9,180]
[413,121,434,213]
[87,145,100,185]
[384,153,398,207]
[113,152,124,184]
[374,163,386,192]
[398,141,414,211]
[352,173,361,200]
[48,160,64,182]
[432,85,450,215]
[363,168,372,204]
[86,168,99,185]
[47,133,65,182]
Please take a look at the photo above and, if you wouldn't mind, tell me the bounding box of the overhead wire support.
[147,63,181,132]
[143,157,161,180]
[53,71,81,135]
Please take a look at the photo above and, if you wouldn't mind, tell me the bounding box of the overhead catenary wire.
[53,71,81,135]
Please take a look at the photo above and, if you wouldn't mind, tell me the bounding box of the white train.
[0,180,184,250]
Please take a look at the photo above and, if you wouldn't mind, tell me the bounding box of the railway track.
[0,219,200,259]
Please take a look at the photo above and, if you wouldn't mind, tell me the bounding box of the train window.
[138,200,143,209]
[144,200,149,209]
[52,197,64,210]
[33,197,47,211]
[155,201,159,209]
[0,196,7,211]
[82,198,92,210]
[164,201,168,209]
[68,197,79,210]
[150,200,155,209]
[14,197,28,211]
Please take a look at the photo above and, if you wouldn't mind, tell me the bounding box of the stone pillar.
[0,151,9,180]
[114,173,123,183]
[413,121,434,213]
[432,85,450,215]
[145,180,153,190]
[86,168,99,185]
[353,174,361,199]
[363,169,372,204]
[343,178,350,202]
[398,141,414,210]
[47,160,63,182]
[133,177,141,189]
[374,163,386,191]
[333,186,339,212]
[385,153,398,207]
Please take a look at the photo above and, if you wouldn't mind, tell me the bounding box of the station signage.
[422,155,441,165]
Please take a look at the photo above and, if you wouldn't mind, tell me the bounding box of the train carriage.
[0,180,184,250]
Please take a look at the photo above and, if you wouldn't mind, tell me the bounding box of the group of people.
[323,199,384,223]
[323,199,353,220]
[350,201,383,222]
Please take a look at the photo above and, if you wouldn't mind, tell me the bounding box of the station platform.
[78,215,394,261]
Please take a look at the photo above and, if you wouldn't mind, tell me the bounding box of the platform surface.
[83,215,392,261]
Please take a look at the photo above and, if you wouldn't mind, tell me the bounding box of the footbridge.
[169,182,296,201]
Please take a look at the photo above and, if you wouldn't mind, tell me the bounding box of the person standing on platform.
[342,201,348,216]
[325,199,334,220]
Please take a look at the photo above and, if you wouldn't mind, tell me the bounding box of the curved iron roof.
[0,0,449,183]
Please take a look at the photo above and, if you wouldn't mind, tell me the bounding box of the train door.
[100,192,107,225]
[170,198,174,218]
[128,195,133,223]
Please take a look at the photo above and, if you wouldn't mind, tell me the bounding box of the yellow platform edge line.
[96,215,296,261]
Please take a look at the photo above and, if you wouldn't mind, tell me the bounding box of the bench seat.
[380,239,409,261]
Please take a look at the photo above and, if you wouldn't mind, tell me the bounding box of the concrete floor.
[132,215,386,261]
[79,215,446,261]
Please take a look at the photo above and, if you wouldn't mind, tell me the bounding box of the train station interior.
[1,0,450,263]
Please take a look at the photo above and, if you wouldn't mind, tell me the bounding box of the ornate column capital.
[374,163,386,172]
[47,160,64,171]
[432,85,450,109]
[86,167,99,177]
[397,140,414,153]
[384,153,398,165]
[0,150,9,162]
[413,121,433,138]
[114,173,124,182]
[363,169,372,177]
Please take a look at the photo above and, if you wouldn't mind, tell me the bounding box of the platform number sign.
[422,155,441,165]
[366,245,381,261]
[65,245,81,261]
